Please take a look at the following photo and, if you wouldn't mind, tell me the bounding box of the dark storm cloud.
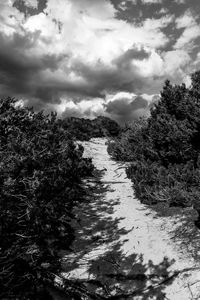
[0,31,68,102]
[72,47,151,97]
[0,32,41,97]
[33,79,104,105]
[104,95,149,123]
[114,47,150,66]
[72,62,138,95]
[0,30,104,108]
[0,29,105,109]
[106,96,148,114]
[0,27,152,109]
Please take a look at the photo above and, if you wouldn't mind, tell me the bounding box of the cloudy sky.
[1,0,200,122]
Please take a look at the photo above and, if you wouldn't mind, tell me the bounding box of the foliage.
[107,71,200,212]
[61,116,121,141]
[107,118,149,161]
[147,79,200,166]
[0,97,94,299]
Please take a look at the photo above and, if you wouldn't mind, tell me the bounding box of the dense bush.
[107,118,149,161]
[0,98,94,299]
[62,116,121,141]
[108,71,200,211]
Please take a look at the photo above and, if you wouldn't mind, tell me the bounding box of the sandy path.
[63,138,200,299]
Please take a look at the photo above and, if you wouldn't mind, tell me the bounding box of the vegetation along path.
[62,138,200,300]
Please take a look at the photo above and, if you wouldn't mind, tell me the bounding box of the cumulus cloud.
[0,0,198,122]
[61,98,105,119]
[0,1,174,105]
[162,50,191,76]
[59,92,159,124]
[104,92,158,123]
[174,10,200,51]
[0,30,70,106]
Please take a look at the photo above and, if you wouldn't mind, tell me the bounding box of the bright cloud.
[141,0,162,4]
[0,0,199,122]
[174,10,200,51]
[60,98,105,119]
[24,0,38,9]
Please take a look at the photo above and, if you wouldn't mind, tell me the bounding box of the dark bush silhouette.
[0,97,94,299]
[61,116,121,141]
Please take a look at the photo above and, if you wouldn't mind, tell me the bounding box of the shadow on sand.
[150,202,200,264]
[58,169,179,300]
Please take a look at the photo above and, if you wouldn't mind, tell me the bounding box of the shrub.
[108,71,200,212]
[0,97,94,299]
[107,118,150,161]
[61,116,121,141]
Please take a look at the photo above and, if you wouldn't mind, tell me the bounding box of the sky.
[1,0,200,123]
